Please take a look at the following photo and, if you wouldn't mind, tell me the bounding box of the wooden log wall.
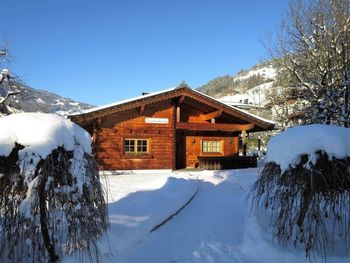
[94,101,175,170]
[184,134,239,168]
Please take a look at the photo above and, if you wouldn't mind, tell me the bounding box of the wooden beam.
[97,118,102,127]
[189,110,222,122]
[178,101,205,115]
[139,104,145,114]
[176,122,254,132]
[179,95,186,104]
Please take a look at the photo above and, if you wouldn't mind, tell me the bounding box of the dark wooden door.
[175,131,186,169]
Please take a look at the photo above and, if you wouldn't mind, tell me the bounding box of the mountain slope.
[197,63,277,106]
[196,63,281,127]
[0,81,93,116]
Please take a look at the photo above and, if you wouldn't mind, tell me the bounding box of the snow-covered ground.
[62,167,350,263]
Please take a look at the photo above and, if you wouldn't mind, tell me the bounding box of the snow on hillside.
[62,168,350,263]
[35,98,45,104]
[216,65,277,107]
[220,81,274,106]
[234,65,277,82]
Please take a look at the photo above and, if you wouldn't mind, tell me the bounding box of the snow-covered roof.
[70,87,178,116]
[191,87,275,126]
[70,84,275,127]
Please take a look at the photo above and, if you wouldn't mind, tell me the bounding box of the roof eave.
[69,86,275,131]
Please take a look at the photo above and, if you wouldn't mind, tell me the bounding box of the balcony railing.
[197,156,257,170]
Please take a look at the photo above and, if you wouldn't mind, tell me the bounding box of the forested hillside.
[197,63,276,100]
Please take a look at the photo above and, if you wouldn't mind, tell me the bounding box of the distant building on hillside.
[70,83,275,170]
[220,100,265,110]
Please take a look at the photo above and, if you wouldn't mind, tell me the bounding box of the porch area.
[197,156,257,170]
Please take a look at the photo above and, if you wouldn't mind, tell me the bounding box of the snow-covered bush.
[0,113,108,263]
[251,125,350,259]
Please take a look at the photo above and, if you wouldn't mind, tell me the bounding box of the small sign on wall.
[145,117,169,124]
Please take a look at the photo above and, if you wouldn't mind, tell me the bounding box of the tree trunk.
[37,165,59,262]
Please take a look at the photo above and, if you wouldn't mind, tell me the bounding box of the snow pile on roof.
[70,87,178,116]
[267,124,350,172]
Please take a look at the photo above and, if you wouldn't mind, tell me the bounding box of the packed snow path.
[116,170,257,263]
[63,169,350,263]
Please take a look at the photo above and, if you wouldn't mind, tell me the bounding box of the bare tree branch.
[267,0,350,127]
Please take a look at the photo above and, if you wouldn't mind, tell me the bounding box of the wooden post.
[176,106,180,122]
[241,130,247,157]
[172,102,177,170]
[243,143,247,157]
[92,118,101,153]
[92,122,97,153]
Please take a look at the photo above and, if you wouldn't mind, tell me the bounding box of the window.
[202,140,222,153]
[124,139,149,154]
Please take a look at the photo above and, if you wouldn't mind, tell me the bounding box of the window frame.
[201,140,223,154]
[124,138,150,155]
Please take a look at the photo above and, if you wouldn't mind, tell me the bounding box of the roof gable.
[70,84,275,131]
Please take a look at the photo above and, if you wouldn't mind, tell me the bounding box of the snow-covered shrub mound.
[251,124,350,260]
[0,113,108,263]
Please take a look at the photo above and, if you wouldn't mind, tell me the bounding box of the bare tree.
[265,69,311,129]
[251,1,350,260]
[0,48,21,115]
[270,0,350,127]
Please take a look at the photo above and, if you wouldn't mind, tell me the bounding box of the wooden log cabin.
[70,83,275,170]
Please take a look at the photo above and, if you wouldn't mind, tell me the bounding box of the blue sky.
[1,0,288,106]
